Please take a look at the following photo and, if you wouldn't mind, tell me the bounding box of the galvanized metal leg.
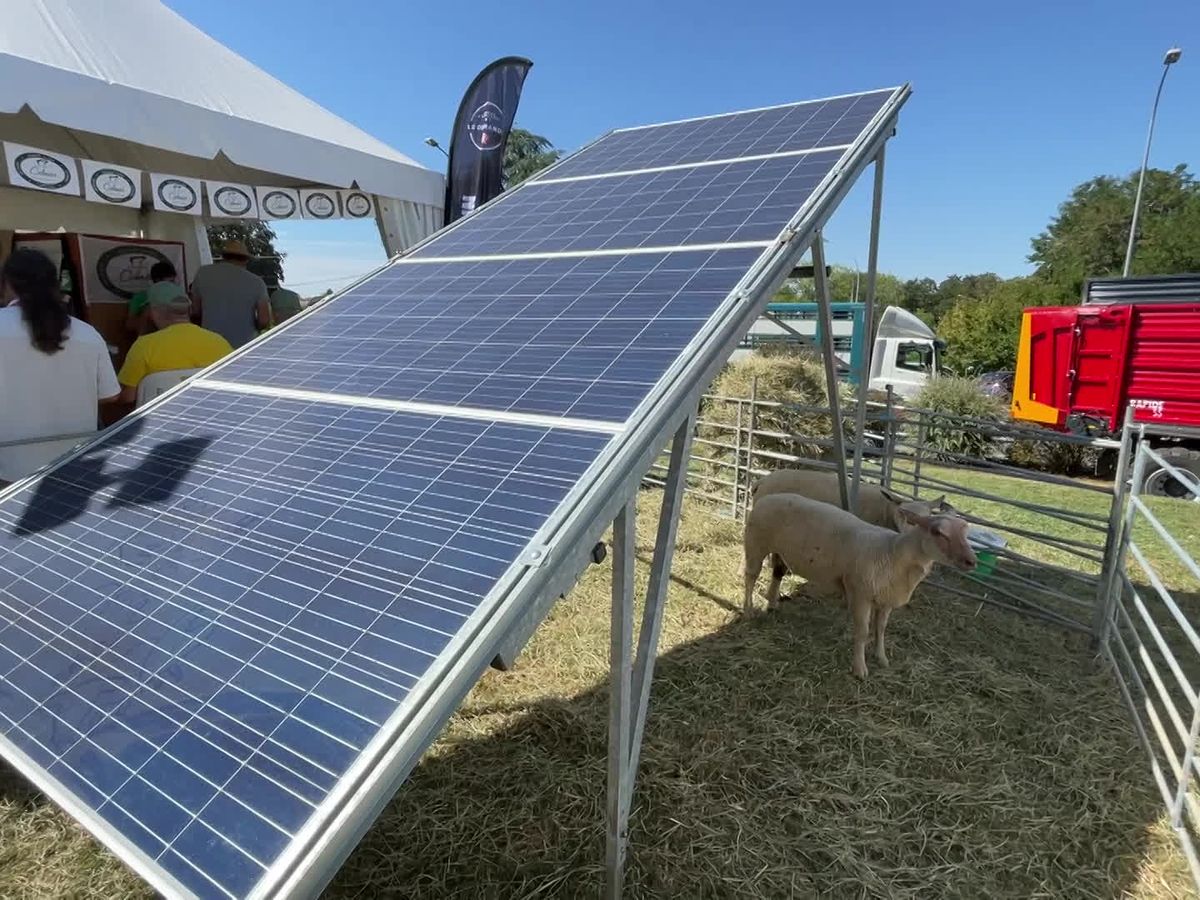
[881,385,896,489]
[1094,411,1136,644]
[1100,426,1149,649]
[811,234,850,510]
[741,378,759,520]
[1172,692,1200,827]
[850,147,886,514]
[606,497,635,900]
[606,412,696,899]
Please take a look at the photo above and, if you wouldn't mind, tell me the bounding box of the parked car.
[978,370,1015,400]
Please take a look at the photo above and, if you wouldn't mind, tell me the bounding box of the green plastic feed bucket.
[967,528,1006,579]
[974,551,998,577]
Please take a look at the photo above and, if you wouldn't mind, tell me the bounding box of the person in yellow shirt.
[117,281,233,402]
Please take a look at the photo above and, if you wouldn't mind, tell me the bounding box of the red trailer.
[1010,274,1200,496]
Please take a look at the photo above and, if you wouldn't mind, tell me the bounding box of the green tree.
[503,128,560,187]
[936,277,1060,374]
[773,265,903,308]
[206,222,285,284]
[1030,164,1200,296]
[899,277,938,322]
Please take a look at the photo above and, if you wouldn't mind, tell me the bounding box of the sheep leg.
[764,553,786,609]
[873,605,892,668]
[774,553,791,603]
[849,591,871,679]
[742,552,763,614]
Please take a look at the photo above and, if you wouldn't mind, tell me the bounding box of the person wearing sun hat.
[116,281,232,402]
[247,257,303,325]
[189,238,271,348]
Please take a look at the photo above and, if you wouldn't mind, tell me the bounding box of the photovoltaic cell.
[539,89,895,180]
[214,247,763,423]
[411,151,843,259]
[0,388,611,899]
[0,85,907,899]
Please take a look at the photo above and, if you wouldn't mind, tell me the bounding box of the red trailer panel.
[1124,305,1200,428]
[1012,301,1200,434]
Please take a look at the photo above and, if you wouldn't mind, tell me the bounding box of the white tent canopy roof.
[0,0,444,207]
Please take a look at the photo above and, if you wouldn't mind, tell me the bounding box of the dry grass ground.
[2,482,1195,898]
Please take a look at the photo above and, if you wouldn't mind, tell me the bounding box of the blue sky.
[167,0,1196,292]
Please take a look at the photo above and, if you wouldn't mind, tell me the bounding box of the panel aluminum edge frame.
[608,84,905,133]
[255,82,911,900]
[0,730,198,898]
[0,84,909,900]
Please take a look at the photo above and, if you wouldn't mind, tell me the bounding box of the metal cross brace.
[605,410,696,899]
[811,233,851,511]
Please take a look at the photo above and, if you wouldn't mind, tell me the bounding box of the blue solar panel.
[0,388,611,899]
[412,151,842,259]
[214,247,763,423]
[0,84,908,899]
[541,89,896,180]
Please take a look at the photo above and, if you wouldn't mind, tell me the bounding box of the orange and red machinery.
[1011,275,1200,437]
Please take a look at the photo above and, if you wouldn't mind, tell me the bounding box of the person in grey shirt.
[190,239,270,348]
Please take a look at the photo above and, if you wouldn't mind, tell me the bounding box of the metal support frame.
[606,412,696,898]
[741,377,759,519]
[850,147,886,514]
[810,233,850,510]
[881,384,896,489]
[1102,427,1200,890]
[1094,408,1137,643]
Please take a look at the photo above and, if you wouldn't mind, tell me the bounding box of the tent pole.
[851,146,887,514]
[606,411,695,898]
[811,234,850,510]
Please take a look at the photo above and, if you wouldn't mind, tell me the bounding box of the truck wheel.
[1095,448,1118,480]
[1142,446,1200,500]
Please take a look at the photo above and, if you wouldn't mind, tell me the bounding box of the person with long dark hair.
[0,248,120,485]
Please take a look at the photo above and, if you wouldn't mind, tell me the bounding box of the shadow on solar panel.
[0,83,908,899]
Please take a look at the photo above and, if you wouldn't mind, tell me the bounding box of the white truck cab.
[867,306,942,399]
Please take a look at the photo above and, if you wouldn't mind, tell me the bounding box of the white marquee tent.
[0,0,445,281]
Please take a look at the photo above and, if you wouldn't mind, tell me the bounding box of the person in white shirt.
[0,248,120,486]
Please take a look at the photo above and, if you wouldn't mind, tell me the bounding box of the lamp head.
[1164,48,1182,65]
[424,136,441,148]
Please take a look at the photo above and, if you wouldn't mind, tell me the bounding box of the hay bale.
[699,348,853,478]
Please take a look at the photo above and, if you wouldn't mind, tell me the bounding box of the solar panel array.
[0,85,905,899]
[216,248,762,422]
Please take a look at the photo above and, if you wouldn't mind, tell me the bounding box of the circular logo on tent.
[304,192,336,219]
[95,245,173,300]
[467,101,505,151]
[261,190,297,218]
[90,168,136,204]
[344,192,372,218]
[14,152,72,189]
[212,186,253,216]
[157,178,197,211]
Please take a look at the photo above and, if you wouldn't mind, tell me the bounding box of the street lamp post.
[424,136,449,158]
[1122,47,1182,278]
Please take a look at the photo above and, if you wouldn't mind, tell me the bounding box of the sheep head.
[881,489,956,533]
[896,508,977,571]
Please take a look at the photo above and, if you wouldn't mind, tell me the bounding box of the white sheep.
[742,494,977,678]
[752,468,955,604]
[752,468,951,531]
